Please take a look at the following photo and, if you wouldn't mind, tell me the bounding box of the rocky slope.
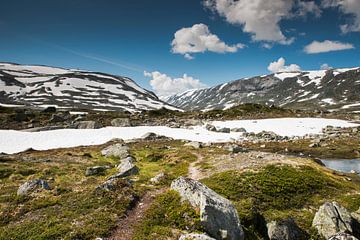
[0,62,178,112]
[166,68,360,112]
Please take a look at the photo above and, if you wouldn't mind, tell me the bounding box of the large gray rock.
[111,118,131,127]
[108,157,139,179]
[179,233,216,240]
[74,121,102,129]
[85,166,111,176]
[101,144,130,158]
[328,232,359,240]
[171,177,244,240]
[312,202,355,239]
[267,218,306,240]
[17,179,50,196]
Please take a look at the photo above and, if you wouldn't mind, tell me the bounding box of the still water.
[321,159,360,174]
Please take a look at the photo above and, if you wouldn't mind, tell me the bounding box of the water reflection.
[321,159,360,174]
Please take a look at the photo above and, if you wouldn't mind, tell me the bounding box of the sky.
[1,0,360,97]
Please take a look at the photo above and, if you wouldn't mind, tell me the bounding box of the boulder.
[111,118,131,127]
[141,132,173,141]
[312,202,355,239]
[74,121,102,129]
[85,166,111,176]
[185,141,203,149]
[267,218,306,240]
[96,178,132,191]
[49,113,67,123]
[17,179,50,196]
[101,144,130,158]
[231,128,247,133]
[171,177,244,240]
[109,157,139,179]
[328,232,358,240]
[205,124,217,132]
[179,233,216,240]
[217,127,231,133]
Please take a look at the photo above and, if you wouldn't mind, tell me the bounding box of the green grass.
[132,190,201,240]
[201,165,359,238]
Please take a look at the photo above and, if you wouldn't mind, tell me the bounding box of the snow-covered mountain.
[166,67,360,113]
[0,63,178,112]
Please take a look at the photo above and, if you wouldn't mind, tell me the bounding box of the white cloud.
[267,57,301,73]
[144,71,207,97]
[322,0,360,33]
[320,63,333,70]
[171,23,245,59]
[304,40,355,54]
[203,0,320,44]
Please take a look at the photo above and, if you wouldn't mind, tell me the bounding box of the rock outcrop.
[267,218,306,240]
[17,179,50,196]
[171,177,244,240]
[312,202,355,239]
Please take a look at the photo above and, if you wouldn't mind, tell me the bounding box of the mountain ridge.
[166,67,360,112]
[0,62,178,112]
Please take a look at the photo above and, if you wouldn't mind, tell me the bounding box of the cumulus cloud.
[144,71,207,97]
[171,23,245,59]
[320,63,333,70]
[322,0,360,33]
[304,40,355,54]
[203,0,320,44]
[267,57,301,73]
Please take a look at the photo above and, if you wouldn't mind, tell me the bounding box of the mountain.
[166,67,360,113]
[0,63,178,112]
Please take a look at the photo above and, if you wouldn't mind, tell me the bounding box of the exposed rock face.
[85,166,111,176]
[109,157,139,179]
[101,144,130,158]
[171,177,244,240]
[74,121,102,129]
[179,233,216,240]
[267,218,306,240]
[328,232,359,240]
[312,202,355,239]
[111,118,131,127]
[17,179,50,196]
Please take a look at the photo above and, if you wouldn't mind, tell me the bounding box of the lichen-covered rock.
[74,121,102,129]
[111,118,131,127]
[312,202,355,239]
[267,218,306,240]
[108,157,139,179]
[17,179,50,196]
[85,166,111,176]
[101,144,130,158]
[328,232,359,240]
[171,177,244,240]
[179,233,216,240]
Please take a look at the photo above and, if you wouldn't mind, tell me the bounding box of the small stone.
[179,233,216,240]
[101,144,130,158]
[85,166,111,176]
[185,141,203,149]
[150,172,166,184]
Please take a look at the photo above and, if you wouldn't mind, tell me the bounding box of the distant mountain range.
[166,67,360,113]
[0,63,178,112]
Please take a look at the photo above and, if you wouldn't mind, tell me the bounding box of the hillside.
[0,63,178,112]
[166,68,360,112]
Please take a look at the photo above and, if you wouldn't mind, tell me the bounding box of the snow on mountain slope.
[166,68,360,112]
[0,63,179,112]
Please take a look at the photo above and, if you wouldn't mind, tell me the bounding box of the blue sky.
[1,0,359,96]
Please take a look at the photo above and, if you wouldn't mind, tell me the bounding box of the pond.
[321,159,360,174]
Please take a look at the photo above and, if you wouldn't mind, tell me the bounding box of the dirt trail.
[108,188,166,240]
[188,153,204,180]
